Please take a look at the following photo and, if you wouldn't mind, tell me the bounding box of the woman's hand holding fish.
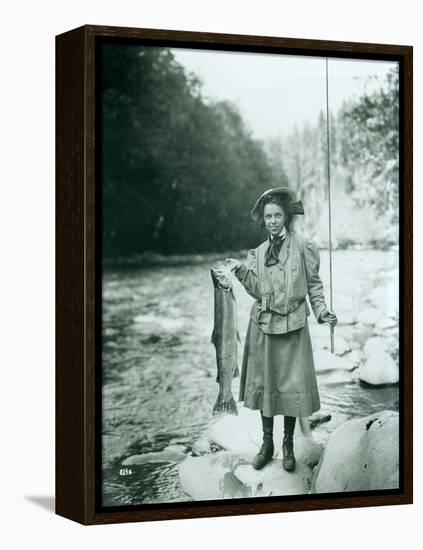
[213,264,231,289]
[225,258,241,271]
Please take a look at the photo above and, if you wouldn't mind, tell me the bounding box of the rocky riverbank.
[177,407,399,499]
[102,248,399,505]
[176,246,400,499]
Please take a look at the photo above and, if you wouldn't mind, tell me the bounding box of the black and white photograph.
[100,41,401,508]
[2,0,420,543]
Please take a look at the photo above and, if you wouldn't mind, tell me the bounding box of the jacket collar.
[268,226,287,241]
[264,227,290,268]
[278,229,290,267]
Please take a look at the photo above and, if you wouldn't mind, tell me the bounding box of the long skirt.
[238,319,320,417]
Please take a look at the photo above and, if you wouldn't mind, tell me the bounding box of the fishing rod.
[325,57,335,354]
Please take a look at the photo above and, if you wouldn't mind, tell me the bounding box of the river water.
[101,249,399,506]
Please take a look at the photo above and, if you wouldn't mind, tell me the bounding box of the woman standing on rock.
[214,187,337,472]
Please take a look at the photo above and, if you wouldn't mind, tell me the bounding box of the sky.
[172,48,397,140]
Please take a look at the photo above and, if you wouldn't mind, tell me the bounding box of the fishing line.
[325,57,335,353]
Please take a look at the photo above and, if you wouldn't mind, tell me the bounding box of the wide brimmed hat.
[250,187,304,222]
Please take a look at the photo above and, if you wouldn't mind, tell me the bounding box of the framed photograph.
[56,25,413,525]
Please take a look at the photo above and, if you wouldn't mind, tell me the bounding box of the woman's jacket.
[235,230,328,334]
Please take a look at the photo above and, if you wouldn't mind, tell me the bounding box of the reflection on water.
[101,249,399,506]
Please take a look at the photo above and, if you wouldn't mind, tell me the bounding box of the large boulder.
[206,407,265,455]
[179,452,252,500]
[310,413,351,447]
[368,330,399,360]
[234,460,314,497]
[359,349,399,386]
[311,410,399,493]
[364,337,388,356]
[205,405,322,462]
[179,451,315,500]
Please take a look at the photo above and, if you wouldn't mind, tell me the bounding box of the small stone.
[321,370,355,386]
[144,335,161,344]
[336,312,357,326]
[163,444,188,453]
[342,349,364,367]
[314,349,355,374]
[191,437,212,457]
[308,411,332,430]
[322,336,351,356]
[122,449,187,465]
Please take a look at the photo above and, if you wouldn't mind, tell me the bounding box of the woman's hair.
[259,194,294,230]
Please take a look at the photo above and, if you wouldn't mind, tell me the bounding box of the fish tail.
[212,394,238,416]
[210,329,215,345]
[233,364,239,378]
[237,331,241,343]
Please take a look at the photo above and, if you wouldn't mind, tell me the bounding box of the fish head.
[210,262,232,290]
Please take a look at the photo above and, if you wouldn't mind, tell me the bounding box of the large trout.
[210,263,240,416]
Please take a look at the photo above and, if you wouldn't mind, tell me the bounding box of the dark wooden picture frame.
[56,24,413,525]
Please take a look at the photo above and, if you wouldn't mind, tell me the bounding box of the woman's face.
[263,202,286,236]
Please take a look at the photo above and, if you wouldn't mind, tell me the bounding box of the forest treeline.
[268,67,399,247]
[101,45,399,258]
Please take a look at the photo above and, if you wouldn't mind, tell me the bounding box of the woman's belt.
[258,297,305,317]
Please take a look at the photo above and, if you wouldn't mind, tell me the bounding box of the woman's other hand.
[225,258,241,271]
[320,308,338,326]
